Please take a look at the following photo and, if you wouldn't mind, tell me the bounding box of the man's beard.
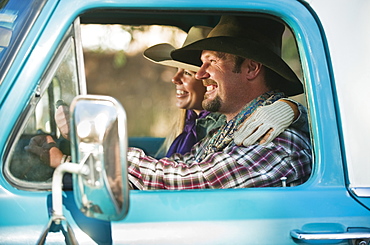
[202,95,222,112]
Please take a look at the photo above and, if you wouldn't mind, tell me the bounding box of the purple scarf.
[166,110,210,157]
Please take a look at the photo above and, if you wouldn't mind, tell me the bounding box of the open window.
[79,11,311,186]
[4,19,85,190]
[80,12,307,160]
[76,10,307,189]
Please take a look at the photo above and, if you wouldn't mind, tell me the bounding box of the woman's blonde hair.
[156,109,187,157]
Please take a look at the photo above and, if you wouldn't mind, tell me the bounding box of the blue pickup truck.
[1,0,370,244]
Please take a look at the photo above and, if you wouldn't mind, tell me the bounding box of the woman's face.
[171,68,206,113]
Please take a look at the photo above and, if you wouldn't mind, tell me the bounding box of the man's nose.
[195,64,210,80]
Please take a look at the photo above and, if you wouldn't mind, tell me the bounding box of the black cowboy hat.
[171,15,303,96]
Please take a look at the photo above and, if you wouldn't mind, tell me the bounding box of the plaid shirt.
[127,92,312,190]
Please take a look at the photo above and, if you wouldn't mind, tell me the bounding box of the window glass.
[5,37,79,186]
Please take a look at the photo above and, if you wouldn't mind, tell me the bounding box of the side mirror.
[70,95,129,221]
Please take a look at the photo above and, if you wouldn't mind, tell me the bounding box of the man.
[127,15,311,190]
[143,26,306,157]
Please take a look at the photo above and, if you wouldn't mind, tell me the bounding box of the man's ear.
[244,59,263,80]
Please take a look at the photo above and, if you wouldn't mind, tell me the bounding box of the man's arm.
[234,99,307,146]
[127,128,312,190]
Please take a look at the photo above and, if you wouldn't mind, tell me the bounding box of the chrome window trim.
[73,18,87,95]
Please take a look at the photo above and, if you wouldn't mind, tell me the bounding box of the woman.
[144,26,226,157]
[162,68,225,157]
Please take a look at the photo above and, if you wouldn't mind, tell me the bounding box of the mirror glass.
[70,95,129,221]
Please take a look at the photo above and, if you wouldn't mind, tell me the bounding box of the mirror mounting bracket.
[37,155,90,245]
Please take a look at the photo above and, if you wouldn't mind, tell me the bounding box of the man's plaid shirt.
[127,92,312,190]
[128,129,311,189]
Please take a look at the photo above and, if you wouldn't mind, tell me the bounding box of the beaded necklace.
[196,90,285,162]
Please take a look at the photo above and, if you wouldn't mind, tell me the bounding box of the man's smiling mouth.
[206,85,217,92]
[203,79,218,93]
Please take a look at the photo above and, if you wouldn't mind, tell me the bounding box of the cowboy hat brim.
[144,43,200,72]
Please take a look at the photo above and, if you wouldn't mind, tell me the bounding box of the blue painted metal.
[0,0,369,244]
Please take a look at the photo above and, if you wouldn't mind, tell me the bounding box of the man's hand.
[234,100,296,146]
[55,104,70,140]
[24,135,63,168]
